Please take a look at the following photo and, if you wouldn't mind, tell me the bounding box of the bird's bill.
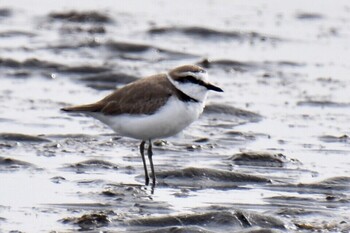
[205,82,224,92]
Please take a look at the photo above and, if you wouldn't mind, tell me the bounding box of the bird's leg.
[140,140,149,186]
[147,139,156,186]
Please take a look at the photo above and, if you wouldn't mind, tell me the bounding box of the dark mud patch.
[58,25,106,35]
[66,159,119,172]
[198,59,305,73]
[265,195,323,207]
[52,202,111,209]
[50,40,148,53]
[204,104,262,123]
[198,59,259,72]
[49,11,112,23]
[275,208,331,217]
[273,176,350,195]
[100,184,172,214]
[264,60,306,68]
[35,142,63,157]
[61,212,111,231]
[0,30,36,38]
[149,26,244,39]
[140,227,283,233]
[297,100,350,108]
[50,176,66,184]
[148,26,282,43]
[300,176,350,191]
[0,57,112,77]
[101,184,148,200]
[0,58,63,70]
[192,137,210,143]
[156,167,270,188]
[277,206,350,232]
[105,41,198,61]
[80,72,138,90]
[0,156,35,170]
[319,134,349,143]
[128,210,286,231]
[60,64,111,74]
[48,133,96,140]
[106,41,155,53]
[0,141,17,149]
[48,134,108,153]
[48,40,197,61]
[0,8,11,18]
[265,194,350,213]
[295,12,324,20]
[138,226,215,233]
[238,229,284,233]
[229,151,300,167]
[0,117,12,123]
[224,131,269,143]
[294,220,349,232]
[0,133,50,143]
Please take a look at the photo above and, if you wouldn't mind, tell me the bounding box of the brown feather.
[61,74,182,115]
[99,74,172,115]
[61,69,200,116]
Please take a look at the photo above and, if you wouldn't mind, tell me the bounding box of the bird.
[61,65,223,187]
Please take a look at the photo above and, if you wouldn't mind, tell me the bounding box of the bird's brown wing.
[62,74,174,115]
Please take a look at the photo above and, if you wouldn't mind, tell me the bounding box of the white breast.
[90,96,205,140]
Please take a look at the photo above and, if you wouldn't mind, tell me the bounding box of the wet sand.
[0,0,350,232]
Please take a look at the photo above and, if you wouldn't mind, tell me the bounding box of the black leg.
[140,140,149,186]
[147,139,156,186]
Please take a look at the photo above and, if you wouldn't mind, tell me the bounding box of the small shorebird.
[62,65,223,187]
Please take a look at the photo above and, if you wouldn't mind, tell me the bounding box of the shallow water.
[1,0,350,232]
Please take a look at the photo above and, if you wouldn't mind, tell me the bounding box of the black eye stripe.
[177,76,206,86]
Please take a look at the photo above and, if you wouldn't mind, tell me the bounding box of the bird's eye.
[177,76,201,84]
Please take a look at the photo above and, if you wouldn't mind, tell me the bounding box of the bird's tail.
[61,103,103,113]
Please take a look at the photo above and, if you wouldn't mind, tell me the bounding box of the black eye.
[177,76,202,85]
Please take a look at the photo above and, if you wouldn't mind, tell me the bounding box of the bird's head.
[168,65,223,102]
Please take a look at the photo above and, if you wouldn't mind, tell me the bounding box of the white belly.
[90,97,205,140]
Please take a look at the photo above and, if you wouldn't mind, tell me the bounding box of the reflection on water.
[0,0,350,232]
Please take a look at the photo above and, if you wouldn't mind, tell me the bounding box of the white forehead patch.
[180,71,209,82]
